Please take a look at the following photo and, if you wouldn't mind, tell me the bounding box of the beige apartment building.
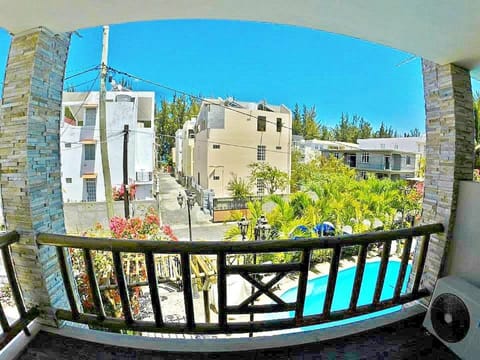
[193,98,292,198]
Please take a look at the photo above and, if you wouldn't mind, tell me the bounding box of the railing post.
[373,240,392,305]
[323,245,341,318]
[349,244,368,312]
[295,249,311,324]
[217,252,227,330]
[112,251,133,324]
[83,249,106,320]
[181,253,195,330]
[412,234,430,295]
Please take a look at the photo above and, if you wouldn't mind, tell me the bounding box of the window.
[257,145,266,161]
[257,116,266,132]
[276,146,282,150]
[66,178,72,184]
[334,152,339,159]
[213,175,220,180]
[85,179,96,202]
[212,144,220,149]
[65,143,71,148]
[84,144,96,161]
[394,144,399,150]
[84,108,96,126]
[276,118,282,132]
[188,129,194,139]
[136,171,153,182]
[257,178,265,195]
[406,156,411,165]
[359,171,367,180]
[361,152,369,163]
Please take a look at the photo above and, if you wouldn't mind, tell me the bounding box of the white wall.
[61,91,155,202]
[447,181,480,287]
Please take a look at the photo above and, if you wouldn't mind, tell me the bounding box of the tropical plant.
[226,173,253,199]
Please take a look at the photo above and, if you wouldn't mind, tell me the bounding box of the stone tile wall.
[0,28,70,324]
[412,60,475,295]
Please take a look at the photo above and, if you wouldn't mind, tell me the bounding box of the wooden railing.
[36,223,443,335]
[0,232,38,349]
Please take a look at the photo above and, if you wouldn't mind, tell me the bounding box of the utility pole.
[99,25,114,219]
[122,124,130,218]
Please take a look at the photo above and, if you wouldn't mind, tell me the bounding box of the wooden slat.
[0,302,11,333]
[373,240,392,305]
[181,252,195,330]
[36,223,444,253]
[112,251,133,324]
[55,288,430,335]
[237,272,287,308]
[1,247,27,317]
[322,245,341,317]
[412,234,430,294]
[393,236,413,301]
[145,252,163,327]
[82,249,105,320]
[217,252,227,329]
[295,249,311,323]
[56,247,79,320]
[0,231,19,248]
[227,303,296,314]
[227,262,302,274]
[349,244,368,312]
[0,308,38,351]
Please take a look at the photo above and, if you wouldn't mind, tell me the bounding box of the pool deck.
[17,313,459,359]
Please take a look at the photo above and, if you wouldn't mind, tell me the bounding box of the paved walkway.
[156,173,231,241]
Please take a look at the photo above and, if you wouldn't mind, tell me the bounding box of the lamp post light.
[237,217,249,241]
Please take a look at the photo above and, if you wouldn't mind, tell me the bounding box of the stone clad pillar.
[413,60,475,293]
[0,27,70,323]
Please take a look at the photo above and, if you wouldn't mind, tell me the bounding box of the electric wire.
[105,66,294,132]
[64,65,100,81]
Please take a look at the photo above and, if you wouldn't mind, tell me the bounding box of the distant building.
[293,137,358,163]
[61,91,155,202]
[338,136,425,180]
[193,98,292,198]
[173,119,196,187]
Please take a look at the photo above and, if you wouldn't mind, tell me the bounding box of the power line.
[154,132,289,155]
[64,77,99,90]
[106,66,294,132]
[64,65,100,81]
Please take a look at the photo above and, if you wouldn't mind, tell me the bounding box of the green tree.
[249,162,289,194]
[292,103,303,136]
[226,173,253,199]
[302,105,320,140]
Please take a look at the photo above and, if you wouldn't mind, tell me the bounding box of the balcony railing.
[34,223,443,335]
[0,232,38,349]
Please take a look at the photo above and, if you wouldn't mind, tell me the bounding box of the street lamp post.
[249,214,270,337]
[177,191,195,242]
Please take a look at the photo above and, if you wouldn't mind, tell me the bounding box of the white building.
[61,91,155,202]
[293,137,359,162]
[357,136,425,153]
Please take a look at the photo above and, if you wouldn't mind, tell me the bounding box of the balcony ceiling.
[2,1,480,75]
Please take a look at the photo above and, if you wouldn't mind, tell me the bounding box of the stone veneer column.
[412,60,474,294]
[0,28,70,324]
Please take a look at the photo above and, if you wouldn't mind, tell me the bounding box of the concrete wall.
[447,181,480,287]
[194,99,292,198]
[63,200,157,233]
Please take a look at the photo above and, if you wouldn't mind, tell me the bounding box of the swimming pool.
[279,260,412,330]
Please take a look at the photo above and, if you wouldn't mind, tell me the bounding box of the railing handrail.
[0,231,20,248]
[36,223,443,253]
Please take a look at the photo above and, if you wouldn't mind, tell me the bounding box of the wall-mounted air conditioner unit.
[423,276,480,359]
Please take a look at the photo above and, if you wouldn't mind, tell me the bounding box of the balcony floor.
[17,314,458,360]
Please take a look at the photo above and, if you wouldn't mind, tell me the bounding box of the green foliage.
[155,94,201,165]
[226,173,253,199]
[230,156,423,265]
[248,162,289,194]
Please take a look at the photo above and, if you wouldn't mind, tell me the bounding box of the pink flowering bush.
[71,208,178,318]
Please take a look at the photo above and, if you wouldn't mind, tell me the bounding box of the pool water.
[279,260,412,330]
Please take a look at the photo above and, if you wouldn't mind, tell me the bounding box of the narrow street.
[156,172,233,241]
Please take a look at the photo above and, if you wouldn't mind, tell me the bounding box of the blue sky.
[0,20,479,134]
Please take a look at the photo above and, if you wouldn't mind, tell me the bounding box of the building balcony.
[0,224,458,358]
